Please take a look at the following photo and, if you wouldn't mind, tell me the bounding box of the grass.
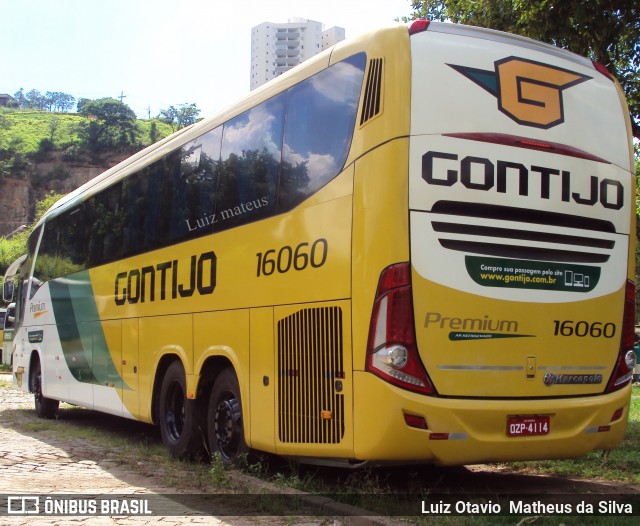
[0,108,174,155]
[0,110,84,153]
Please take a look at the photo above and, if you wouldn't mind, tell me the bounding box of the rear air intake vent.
[278,306,345,444]
[360,58,383,125]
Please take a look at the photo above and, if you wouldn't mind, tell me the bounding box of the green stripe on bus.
[50,272,128,389]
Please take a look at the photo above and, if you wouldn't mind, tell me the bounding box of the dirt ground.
[0,374,375,526]
[1,373,638,525]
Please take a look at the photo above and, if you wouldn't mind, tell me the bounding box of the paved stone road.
[0,374,354,526]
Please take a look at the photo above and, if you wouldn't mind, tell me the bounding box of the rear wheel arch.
[196,355,234,403]
[151,353,181,425]
[157,359,205,459]
[28,350,41,392]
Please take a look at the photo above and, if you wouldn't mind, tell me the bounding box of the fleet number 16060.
[553,320,616,338]
[256,239,328,277]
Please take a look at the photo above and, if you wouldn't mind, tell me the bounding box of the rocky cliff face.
[0,178,30,236]
[0,150,131,236]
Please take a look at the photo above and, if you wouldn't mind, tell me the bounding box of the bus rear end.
[358,22,635,465]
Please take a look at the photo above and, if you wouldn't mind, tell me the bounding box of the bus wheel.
[158,361,203,459]
[31,360,59,419]
[207,368,249,467]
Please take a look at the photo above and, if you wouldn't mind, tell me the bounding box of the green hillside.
[0,106,177,276]
[0,108,174,156]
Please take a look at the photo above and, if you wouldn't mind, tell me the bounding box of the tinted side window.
[33,219,60,286]
[26,225,43,299]
[160,127,222,245]
[217,95,284,231]
[87,182,123,267]
[171,126,222,240]
[58,205,90,273]
[279,53,366,212]
[121,163,164,256]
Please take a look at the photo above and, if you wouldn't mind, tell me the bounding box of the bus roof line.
[425,21,593,70]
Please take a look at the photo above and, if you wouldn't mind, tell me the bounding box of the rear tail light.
[403,413,428,430]
[593,61,613,81]
[366,263,435,394]
[444,132,609,163]
[605,280,636,392]
[408,19,430,35]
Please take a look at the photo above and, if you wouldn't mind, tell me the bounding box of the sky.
[2,0,413,119]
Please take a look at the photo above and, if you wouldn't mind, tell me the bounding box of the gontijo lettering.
[422,151,623,210]
[114,251,216,305]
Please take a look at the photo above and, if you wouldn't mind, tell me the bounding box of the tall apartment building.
[250,18,346,91]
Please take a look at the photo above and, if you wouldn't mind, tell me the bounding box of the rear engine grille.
[429,201,616,263]
[278,306,345,444]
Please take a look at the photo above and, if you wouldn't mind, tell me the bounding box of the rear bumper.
[353,371,630,465]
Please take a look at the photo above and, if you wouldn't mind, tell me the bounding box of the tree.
[406,0,640,139]
[76,98,90,113]
[12,88,75,112]
[78,98,139,150]
[12,88,27,108]
[48,117,60,142]
[159,103,201,131]
[149,121,159,144]
[24,89,47,110]
[45,91,76,112]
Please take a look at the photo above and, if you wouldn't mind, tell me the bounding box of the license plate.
[507,415,550,437]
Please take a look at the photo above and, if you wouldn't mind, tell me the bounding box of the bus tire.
[31,359,59,419]
[158,361,204,459]
[207,368,249,467]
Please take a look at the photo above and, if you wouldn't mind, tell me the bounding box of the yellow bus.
[3,21,636,467]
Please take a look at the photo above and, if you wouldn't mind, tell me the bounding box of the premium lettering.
[114,251,216,305]
[424,311,518,332]
[422,151,623,210]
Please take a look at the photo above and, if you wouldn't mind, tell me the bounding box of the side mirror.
[3,280,14,303]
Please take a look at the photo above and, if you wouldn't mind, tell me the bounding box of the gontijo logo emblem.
[449,57,591,128]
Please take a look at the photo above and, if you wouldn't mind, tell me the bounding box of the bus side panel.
[138,313,193,422]
[40,316,68,404]
[121,318,139,419]
[92,319,123,416]
[333,26,411,172]
[249,307,275,452]
[351,138,410,371]
[193,309,250,421]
